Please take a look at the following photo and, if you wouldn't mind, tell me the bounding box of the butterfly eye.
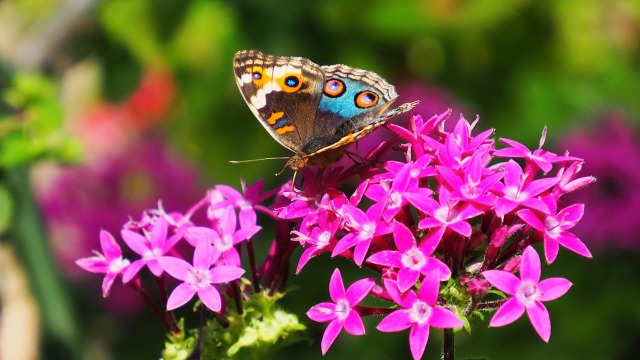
[279,73,303,93]
[355,91,379,108]
[324,79,345,97]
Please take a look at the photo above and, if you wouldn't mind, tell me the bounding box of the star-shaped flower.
[367,221,450,292]
[377,272,463,360]
[517,195,592,263]
[332,204,392,266]
[76,230,130,297]
[158,237,245,312]
[482,246,572,342]
[121,217,183,282]
[306,269,374,355]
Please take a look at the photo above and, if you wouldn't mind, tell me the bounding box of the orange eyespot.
[249,66,269,88]
[278,73,303,93]
[323,79,345,97]
[355,91,379,108]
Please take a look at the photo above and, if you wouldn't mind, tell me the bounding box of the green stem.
[5,167,80,358]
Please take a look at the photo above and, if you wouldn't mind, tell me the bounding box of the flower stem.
[443,328,455,360]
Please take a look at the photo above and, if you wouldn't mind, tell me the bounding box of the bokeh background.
[0,0,639,359]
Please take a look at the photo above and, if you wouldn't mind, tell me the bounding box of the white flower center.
[516,280,540,307]
[409,300,432,324]
[317,230,331,248]
[388,192,403,209]
[186,268,212,289]
[109,257,130,274]
[361,221,375,239]
[401,247,426,270]
[143,248,163,260]
[220,234,234,250]
[334,299,350,320]
[544,217,561,238]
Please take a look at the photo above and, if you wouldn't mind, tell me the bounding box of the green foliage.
[0,73,81,168]
[163,289,306,360]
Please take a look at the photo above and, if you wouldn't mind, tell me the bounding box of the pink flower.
[187,206,261,266]
[332,204,393,266]
[377,272,463,360]
[121,217,183,282]
[76,230,130,297]
[493,160,558,217]
[367,221,450,292]
[407,186,484,243]
[157,237,244,312]
[517,195,592,263]
[481,246,572,342]
[494,128,559,173]
[214,179,275,227]
[306,269,374,355]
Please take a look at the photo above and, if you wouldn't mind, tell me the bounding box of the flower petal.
[343,310,365,336]
[429,307,463,329]
[307,303,337,323]
[526,301,551,342]
[166,282,196,310]
[519,246,541,283]
[556,232,592,259]
[345,278,374,306]
[377,310,412,332]
[489,298,525,327]
[321,319,344,355]
[537,278,572,301]
[100,230,122,259]
[328,269,346,303]
[409,323,429,360]
[209,265,244,284]
[482,270,520,295]
[157,256,192,281]
[198,286,222,312]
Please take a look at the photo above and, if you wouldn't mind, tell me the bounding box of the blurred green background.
[0,0,639,359]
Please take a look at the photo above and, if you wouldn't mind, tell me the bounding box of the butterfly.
[233,50,418,171]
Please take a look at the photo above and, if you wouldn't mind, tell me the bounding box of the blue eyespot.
[252,72,262,80]
[285,76,299,87]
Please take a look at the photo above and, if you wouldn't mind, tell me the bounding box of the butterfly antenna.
[275,163,289,177]
[229,156,290,165]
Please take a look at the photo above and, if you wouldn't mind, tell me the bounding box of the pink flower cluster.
[77,110,594,359]
[279,110,594,358]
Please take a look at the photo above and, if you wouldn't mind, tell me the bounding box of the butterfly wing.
[233,50,324,154]
[300,64,418,156]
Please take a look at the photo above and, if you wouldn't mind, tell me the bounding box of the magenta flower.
[494,128,558,173]
[121,217,183,282]
[332,204,393,266]
[437,149,503,210]
[188,206,260,266]
[306,269,374,355]
[406,186,483,243]
[76,230,130,297]
[367,221,450,292]
[517,195,592,263]
[481,246,572,342]
[292,208,341,273]
[377,272,463,360]
[493,160,558,217]
[215,179,275,227]
[157,237,245,312]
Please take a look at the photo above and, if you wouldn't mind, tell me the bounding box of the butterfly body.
[233,50,418,170]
